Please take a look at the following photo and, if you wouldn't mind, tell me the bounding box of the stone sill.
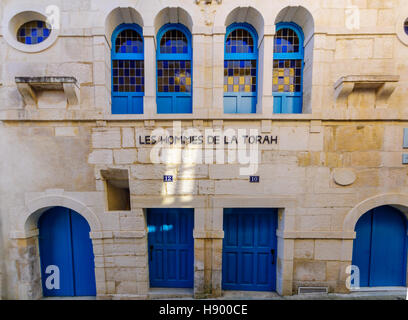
[15,76,80,107]
[4,109,408,122]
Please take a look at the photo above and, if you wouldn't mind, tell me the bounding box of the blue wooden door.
[38,207,96,296]
[352,205,407,287]
[147,208,194,288]
[222,208,277,291]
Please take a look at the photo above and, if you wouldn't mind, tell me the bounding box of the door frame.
[11,193,103,299]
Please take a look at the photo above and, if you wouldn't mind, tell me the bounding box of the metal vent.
[298,287,328,295]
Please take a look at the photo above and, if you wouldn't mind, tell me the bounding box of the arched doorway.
[352,205,407,287]
[38,206,96,296]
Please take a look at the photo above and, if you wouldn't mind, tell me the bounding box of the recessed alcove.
[100,168,131,212]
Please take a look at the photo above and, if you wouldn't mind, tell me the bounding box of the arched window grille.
[156,24,192,114]
[224,23,258,114]
[111,24,144,114]
[273,22,304,114]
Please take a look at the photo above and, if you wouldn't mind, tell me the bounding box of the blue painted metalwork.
[352,205,407,287]
[111,24,144,114]
[273,22,304,114]
[224,23,258,114]
[17,20,50,44]
[156,24,192,114]
[222,208,277,291]
[38,207,96,297]
[147,208,194,288]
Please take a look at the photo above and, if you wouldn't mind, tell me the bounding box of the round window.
[17,20,51,45]
[405,18,408,35]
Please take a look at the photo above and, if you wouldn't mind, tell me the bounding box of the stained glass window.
[157,60,191,93]
[272,59,302,93]
[157,25,192,113]
[115,29,143,53]
[17,21,51,45]
[225,29,254,54]
[223,24,258,113]
[274,28,300,53]
[111,25,145,114]
[224,60,256,92]
[273,23,304,114]
[160,30,188,54]
[112,60,144,93]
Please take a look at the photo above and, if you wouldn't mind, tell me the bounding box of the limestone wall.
[1,0,408,299]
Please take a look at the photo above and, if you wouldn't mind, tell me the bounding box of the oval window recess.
[3,11,59,53]
[396,14,408,46]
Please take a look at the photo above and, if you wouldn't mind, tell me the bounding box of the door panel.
[351,211,372,287]
[70,211,97,296]
[147,208,194,288]
[352,206,407,287]
[39,207,75,296]
[370,206,407,286]
[39,207,96,297]
[222,208,277,291]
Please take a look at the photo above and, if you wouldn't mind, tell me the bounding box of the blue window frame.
[273,22,304,114]
[111,24,144,114]
[156,24,192,114]
[17,20,51,45]
[224,23,258,114]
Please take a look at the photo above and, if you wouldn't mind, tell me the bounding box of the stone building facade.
[1,0,408,299]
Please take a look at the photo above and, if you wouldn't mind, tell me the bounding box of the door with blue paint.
[38,207,96,296]
[222,208,277,291]
[147,208,194,288]
[352,205,407,287]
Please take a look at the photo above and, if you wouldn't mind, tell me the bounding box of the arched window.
[273,23,304,114]
[156,24,192,114]
[17,20,51,45]
[111,24,144,114]
[224,23,258,114]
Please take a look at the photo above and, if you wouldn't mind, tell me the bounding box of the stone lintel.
[193,230,224,239]
[100,168,130,181]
